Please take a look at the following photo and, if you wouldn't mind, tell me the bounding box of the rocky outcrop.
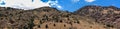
[0,7,116,29]
[75,5,120,28]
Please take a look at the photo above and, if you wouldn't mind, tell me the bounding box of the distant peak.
[33,6,59,12]
[79,5,120,10]
[74,5,120,14]
[34,6,56,10]
[83,5,101,7]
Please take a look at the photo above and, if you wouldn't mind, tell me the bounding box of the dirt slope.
[0,7,116,29]
[75,5,120,29]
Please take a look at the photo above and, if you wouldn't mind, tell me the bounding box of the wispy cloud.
[71,0,80,3]
[57,5,62,9]
[48,0,62,9]
[85,0,95,2]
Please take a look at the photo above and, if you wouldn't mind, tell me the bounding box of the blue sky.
[0,0,120,12]
[54,0,120,12]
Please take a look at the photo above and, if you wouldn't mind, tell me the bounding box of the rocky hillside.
[75,5,120,29]
[0,6,116,29]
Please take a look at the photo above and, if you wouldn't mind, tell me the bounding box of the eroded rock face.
[75,5,120,28]
[0,7,116,29]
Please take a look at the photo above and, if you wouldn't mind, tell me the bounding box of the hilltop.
[0,6,117,29]
[75,5,120,29]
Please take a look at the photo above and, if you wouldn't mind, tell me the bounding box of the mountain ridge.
[0,5,118,29]
[75,5,120,29]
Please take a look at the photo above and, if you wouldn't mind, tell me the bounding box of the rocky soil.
[0,6,117,29]
[75,5,120,29]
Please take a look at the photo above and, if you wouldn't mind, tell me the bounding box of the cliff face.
[0,6,116,29]
[75,5,120,28]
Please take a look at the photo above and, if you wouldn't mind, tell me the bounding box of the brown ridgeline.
[0,6,119,29]
[75,5,120,29]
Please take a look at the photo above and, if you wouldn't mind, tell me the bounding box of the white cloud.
[85,0,95,2]
[0,0,50,10]
[47,0,62,9]
[0,0,62,10]
[57,5,62,9]
[72,0,80,3]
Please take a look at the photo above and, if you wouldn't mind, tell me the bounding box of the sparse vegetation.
[0,6,117,29]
